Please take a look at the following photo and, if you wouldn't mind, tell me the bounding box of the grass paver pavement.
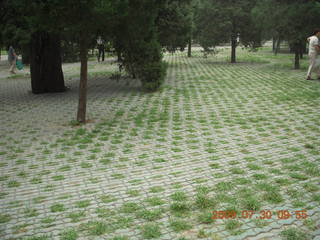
[0,47,319,240]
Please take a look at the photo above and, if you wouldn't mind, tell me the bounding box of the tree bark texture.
[187,36,191,58]
[272,37,276,52]
[274,38,281,55]
[294,44,300,69]
[30,31,65,94]
[76,32,88,123]
[231,35,237,63]
[299,41,304,59]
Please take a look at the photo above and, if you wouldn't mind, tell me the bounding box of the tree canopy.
[253,0,320,68]
[157,0,193,53]
[194,0,262,62]
[1,0,319,123]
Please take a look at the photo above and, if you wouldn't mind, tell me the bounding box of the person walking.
[97,36,105,62]
[8,46,17,74]
[306,29,320,80]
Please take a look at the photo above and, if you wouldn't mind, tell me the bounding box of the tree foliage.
[1,0,170,122]
[253,0,320,68]
[157,0,193,53]
[194,0,261,62]
[113,0,168,91]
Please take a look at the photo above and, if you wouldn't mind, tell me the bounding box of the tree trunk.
[231,35,237,63]
[299,41,304,59]
[275,38,281,55]
[303,43,307,54]
[294,46,300,70]
[116,50,121,62]
[187,36,192,58]
[289,43,294,53]
[76,32,88,123]
[272,37,276,52]
[299,50,303,59]
[30,31,65,94]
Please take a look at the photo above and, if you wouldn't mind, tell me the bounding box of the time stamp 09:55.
[212,209,308,220]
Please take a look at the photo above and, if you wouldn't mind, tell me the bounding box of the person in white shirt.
[306,29,320,80]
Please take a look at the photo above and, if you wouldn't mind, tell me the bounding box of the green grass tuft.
[141,223,161,239]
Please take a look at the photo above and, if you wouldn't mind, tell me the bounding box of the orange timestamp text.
[212,209,308,220]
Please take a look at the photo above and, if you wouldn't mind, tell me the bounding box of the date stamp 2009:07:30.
[212,209,308,220]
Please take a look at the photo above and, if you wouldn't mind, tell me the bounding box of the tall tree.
[253,0,320,69]
[2,0,66,93]
[195,0,261,63]
[26,0,66,93]
[2,0,169,123]
[30,32,65,93]
[56,0,113,123]
[187,0,200,57]
[59,0,168,121]
[157,0,193,54]
[114,0,168,91]
[284,0,320,69]
[252,0,287,55]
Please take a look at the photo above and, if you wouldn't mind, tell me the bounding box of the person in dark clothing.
[97,36,105,62]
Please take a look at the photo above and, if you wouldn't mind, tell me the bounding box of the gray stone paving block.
[314,230,320,237]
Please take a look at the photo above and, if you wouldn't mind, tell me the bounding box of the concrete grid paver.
[0,49,319,240]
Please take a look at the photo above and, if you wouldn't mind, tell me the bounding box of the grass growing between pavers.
[0,47,319,239]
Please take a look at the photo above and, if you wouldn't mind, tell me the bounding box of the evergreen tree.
[281,0,319,69]
[54,0,114,122]
[114,0,168,91]
[157,0,193,53]
[1,0,193,123]
[2,0,66,93]
[252,0,286,54]
[195,0,261,63]
[254,0,320,69]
